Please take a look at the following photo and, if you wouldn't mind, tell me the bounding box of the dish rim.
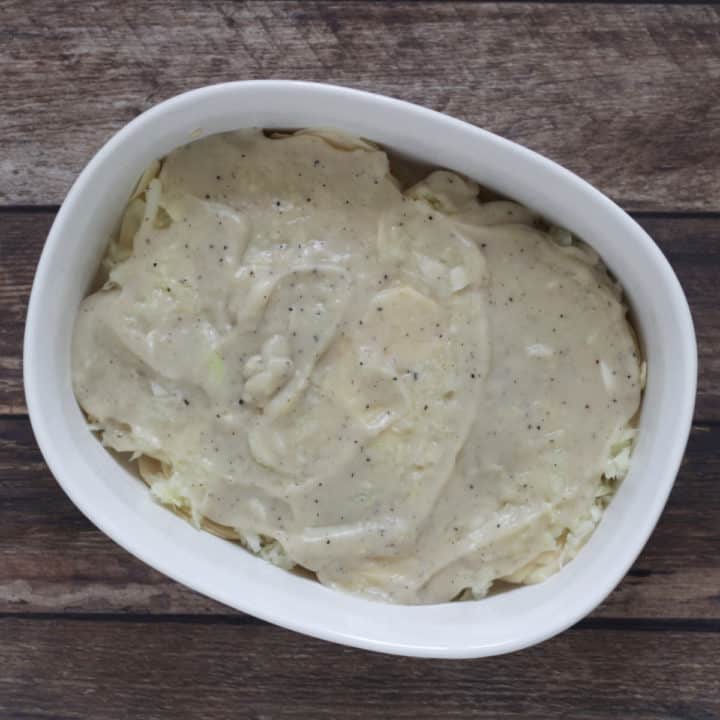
[23,80,697,658]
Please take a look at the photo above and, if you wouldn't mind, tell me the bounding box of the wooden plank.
[1,415,718,619]
[2,1,719,210]
[0,213,53,415]
[661,220,720,425]
[2,212,718,419]
[0,616,718,719]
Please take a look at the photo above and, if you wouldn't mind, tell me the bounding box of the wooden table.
[2,2,719,717]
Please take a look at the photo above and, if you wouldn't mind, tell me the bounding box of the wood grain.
[1,616,718,720]
[0,212,52,414]
[1,415,718,619]
[2,1,719,210]
[2,212,718,419]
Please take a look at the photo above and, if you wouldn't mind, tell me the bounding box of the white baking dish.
[24,81,696,658]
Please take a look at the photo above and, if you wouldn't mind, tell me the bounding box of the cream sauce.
[72,129,642,604]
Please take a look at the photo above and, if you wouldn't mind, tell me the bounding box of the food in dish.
[72,129,643,603]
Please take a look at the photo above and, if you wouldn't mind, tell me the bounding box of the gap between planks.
[0,612,718,634]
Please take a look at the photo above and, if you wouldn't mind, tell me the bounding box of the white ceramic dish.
[24,81,696,658]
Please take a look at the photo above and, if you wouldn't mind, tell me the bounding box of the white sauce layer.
[72,129,642,603]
